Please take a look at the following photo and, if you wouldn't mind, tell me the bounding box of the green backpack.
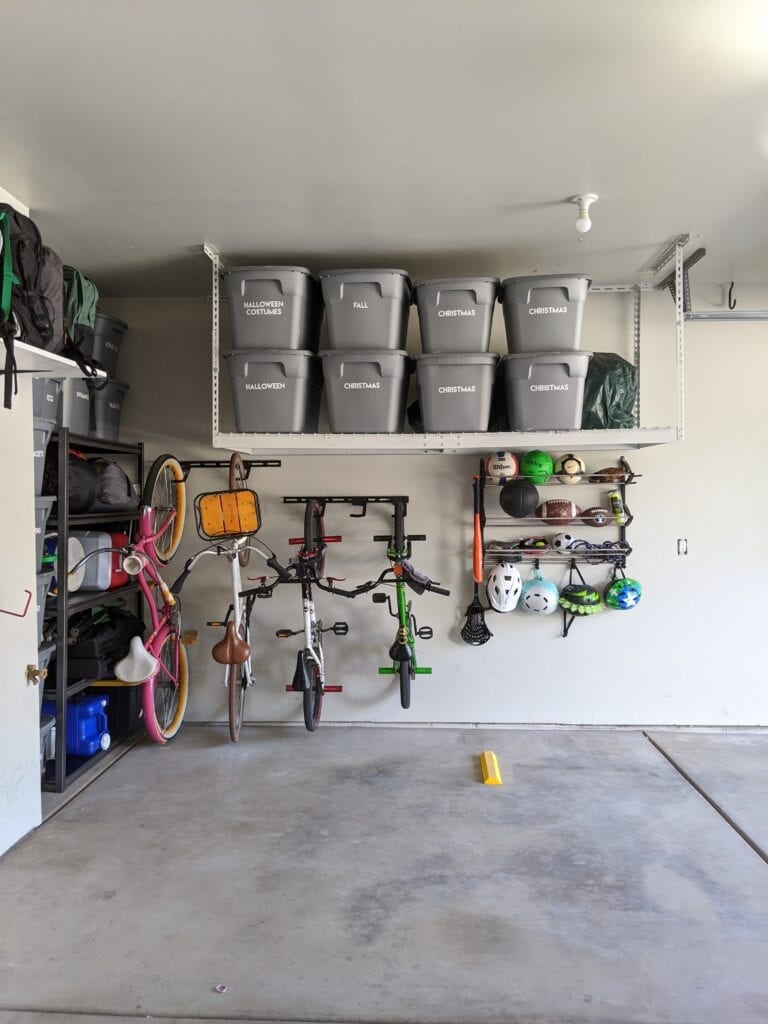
[63,265,99,362]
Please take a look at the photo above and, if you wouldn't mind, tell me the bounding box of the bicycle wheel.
[302,652,323,732]
[399,660,411,710]
[229,452,250,568]
[142,631,189,743]
[228,660,248,742]
[141,454,186,564]
[303,499,326,577]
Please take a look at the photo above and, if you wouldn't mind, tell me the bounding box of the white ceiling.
[3,0,768,296]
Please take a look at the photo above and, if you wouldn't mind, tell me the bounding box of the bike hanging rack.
[283,495,409,518]
[179,458,281,482]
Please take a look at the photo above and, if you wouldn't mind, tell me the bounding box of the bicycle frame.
[377,563,432,681]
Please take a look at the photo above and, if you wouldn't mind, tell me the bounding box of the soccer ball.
[555,453,586,484]
[484,451,518,484]
[552,532,576,552]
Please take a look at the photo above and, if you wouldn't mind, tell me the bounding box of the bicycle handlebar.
[373,534,427,544]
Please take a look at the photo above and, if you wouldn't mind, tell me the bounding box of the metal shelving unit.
[204,241,686,456]
[42,429,144,793]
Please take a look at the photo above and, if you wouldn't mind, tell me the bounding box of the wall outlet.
[677,538,688,555]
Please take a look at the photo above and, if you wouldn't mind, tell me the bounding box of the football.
[581,506,612,527]
[484,451,518,483]
[535,499,581,526]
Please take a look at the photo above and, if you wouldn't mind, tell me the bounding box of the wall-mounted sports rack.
[204,241,686,455]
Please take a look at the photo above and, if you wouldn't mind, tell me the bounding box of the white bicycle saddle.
[115,635,159,683]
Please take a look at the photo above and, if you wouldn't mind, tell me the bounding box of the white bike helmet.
[486,562,522,612]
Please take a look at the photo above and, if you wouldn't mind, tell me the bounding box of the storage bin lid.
[414,277,500,288]
[416,352,499,366]
[94,311,128,331]
[225,348,319,362]
[33,414,58,430]
[224,265,315,277]
[35,496,57,510]
[501,350,593,377]
[318,268,411,279]
[88,378,130,395]
[319,349,411,362]
[500,273,591,287]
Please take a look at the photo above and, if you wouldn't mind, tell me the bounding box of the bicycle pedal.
[416,626,434,640]
[206,621,225,628]
[181,630,199,646]
[324,685,343,693]
[331,621,349,636]
[275,629,295,639]
[414,667,432,675]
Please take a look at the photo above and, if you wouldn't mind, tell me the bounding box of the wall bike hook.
[728,282,737,310]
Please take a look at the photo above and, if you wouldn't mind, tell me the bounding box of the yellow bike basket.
[194,489,261,540]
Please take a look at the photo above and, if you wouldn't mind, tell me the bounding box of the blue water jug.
[42,694,111,757]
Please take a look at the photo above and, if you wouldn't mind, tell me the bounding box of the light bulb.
[568,193,598,234]
[575,210,592,233]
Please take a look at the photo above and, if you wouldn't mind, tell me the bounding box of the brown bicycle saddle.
[212,620,251,666]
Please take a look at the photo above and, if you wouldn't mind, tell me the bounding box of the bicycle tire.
[302,652,323,732]
[229,452,250,568]
[228,660,247,742]
[303,499,326,577]
[399,660,411,710]
[141,454,186,564]
[142,631,189,743]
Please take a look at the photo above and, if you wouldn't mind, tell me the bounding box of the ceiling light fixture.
[568,193,598,234]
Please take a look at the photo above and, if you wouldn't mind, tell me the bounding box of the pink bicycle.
[72,453,190,743]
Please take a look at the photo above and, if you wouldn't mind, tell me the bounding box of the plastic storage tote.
[415,278,499,353]
[34,496,56,571]
[318,269,412,350]
[501,351,593,430]
[88,379,129,441]
[39,715,55,777]
[33,417,56,495]
[35,570,54,645]
[499,275,591,353]
[223,266,322,352]
[37,641,56,711]
[320,350,411,433]
[32,377,62,419]
[42,694,111,757]
[58,378,92,435]
[225,349,321,433]
[92,313,128,376]
[415,353,499,432]
[71,531,129,591]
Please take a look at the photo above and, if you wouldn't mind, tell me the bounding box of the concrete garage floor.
[2,727,768,1024]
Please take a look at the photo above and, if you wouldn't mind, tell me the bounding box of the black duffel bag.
[42,445,100,513]
[66,606,145,682]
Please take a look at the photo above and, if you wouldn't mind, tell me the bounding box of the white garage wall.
[105,283,768,727]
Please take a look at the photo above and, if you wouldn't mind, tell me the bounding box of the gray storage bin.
[223,266,322,352]
[32,377,62,419]
[319,269,412,350]
[58,378,92,436]
[33,417,56,495]
[415,278,499,353]
[40,714,55,777]
[38,642,56,711]
[35,570,54,646]
[93,313,128,376]
[34,496,56,571]
[500,275,591,353]
[320,350,410,433]
[225,349,321,433]
[502,351,593,430]
[88,379,129,441]
[416,353,498,432]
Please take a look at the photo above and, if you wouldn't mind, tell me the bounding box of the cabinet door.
[0,380,42,853]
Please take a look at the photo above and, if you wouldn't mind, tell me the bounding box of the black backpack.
[0,203,63,408]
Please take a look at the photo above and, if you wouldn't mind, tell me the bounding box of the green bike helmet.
[605,577,643,610]
[559,583,603,615]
